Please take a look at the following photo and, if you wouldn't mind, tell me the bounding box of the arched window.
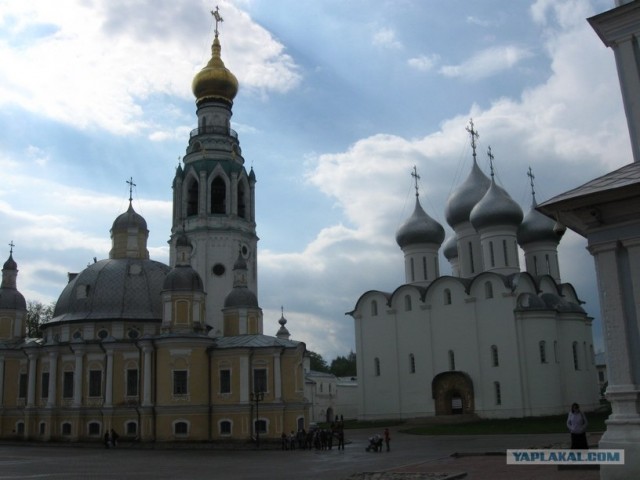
[237,181,246,218]
[572,341,580,370]
[211,176,226,214]
[422,256,427,280]
[254,419,267,434]
[539,341,547,364]
[16,421,25,435]
[371,300,378,316]
[126,421,137,436]
[374,358,381,376]
[489,241,495,267]
[410,258,415,282]
[62,422,72,435]
[220,420,232,435]
[409,354,416,374]
[404,294,412,312]
[502,240,509,266]
[174,421,189,435]
[494,381,502,405]
[491,345,499,367]
[186,177,199,216]
[448,350,455,371]
[485,281,493,299]
[469,242,475,273]
[88,422,100,435]
[444,289,452,305]
[39,422,46,435]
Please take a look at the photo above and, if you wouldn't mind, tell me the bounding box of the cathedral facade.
[349,126,600,419]
[0,24,309,443]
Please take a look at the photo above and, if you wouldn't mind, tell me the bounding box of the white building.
[349,131,600,420]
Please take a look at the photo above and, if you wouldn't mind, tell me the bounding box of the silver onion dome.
[470,179,523,230]
[396,198,445,248]
[445,161,490,227]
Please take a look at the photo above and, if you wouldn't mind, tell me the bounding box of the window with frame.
[126,421,137,435]
[254,419,266,434]
[62,422,72,435]
[41,372,49,399]
[444,289,452,305]
[374,357,381,376]
[16,422,25,434]
[173,370,188,395]
[220,420,232,435]
[422,256,428,280]
[253,368,267,393]
[63,371,74,398]
[89,370,102,397]
[126,369,138,397]
[371,300,378,316]
[18,373,27,398]
[494,381,502,405]
[219,369,231,394]
[502,239,509,266]
[39,422,46,435]
[572,342,580,370]
[404,294,412,312]
[88,422,100,435]
[491,345,499,367]
[409,354,416,374]
[485,281,493,299]
[174,421,188,435]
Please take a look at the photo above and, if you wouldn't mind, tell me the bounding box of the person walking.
[383,428,391,452]
[566,402,588,449]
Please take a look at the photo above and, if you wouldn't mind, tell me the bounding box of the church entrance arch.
[432,371,474,415]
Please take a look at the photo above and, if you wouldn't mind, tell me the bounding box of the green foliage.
[26,300,55,338]
[329,351,356,377]
[308,351,330,373]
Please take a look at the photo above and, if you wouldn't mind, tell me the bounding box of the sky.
[0,0,630,362]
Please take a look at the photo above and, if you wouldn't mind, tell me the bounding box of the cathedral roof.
[192,34,238,104]
[396,197,445,248]
[469,178,523,230]
[445,160,491,227]
[214,334,301,349]
[51,258,170,324]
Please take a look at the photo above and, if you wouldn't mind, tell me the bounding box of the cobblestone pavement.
[0,429,603,480]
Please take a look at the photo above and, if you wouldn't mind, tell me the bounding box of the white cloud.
[372,27,402,49]
[407,54,440,72]
[439,45,533,80]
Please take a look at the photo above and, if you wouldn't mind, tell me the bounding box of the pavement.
[0,428,604,479]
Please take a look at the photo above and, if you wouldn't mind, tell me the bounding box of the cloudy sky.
[0,0,630,362]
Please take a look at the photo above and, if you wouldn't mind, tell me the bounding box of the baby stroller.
[365,434,383,452]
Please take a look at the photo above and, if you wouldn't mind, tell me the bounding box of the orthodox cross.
[126,177,136,202]
[466,118,479,163]
[8,240,14,255]
[211,6,223,36]
[487,146,495,178]
[527,166,536,201]
[411,165,421,198]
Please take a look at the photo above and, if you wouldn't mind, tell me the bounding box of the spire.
[2,242,18,289]
[110,183,149,259]
[276,306,291,340]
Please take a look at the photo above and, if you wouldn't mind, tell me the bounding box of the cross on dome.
[466,118,479,164]
[126,177,136,203]
[487,146,495,179]
[411,165,421,198]
[212,6,223,36]
[8,240,14,255]
[527,166,536,202]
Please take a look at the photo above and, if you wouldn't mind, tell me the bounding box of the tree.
[308,351,330,373]
[26,300,55,338]
[330,351,357,377]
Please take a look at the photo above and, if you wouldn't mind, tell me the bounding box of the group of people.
[281,419,346,451]
[366,428,391,452]
[103,429,120,449]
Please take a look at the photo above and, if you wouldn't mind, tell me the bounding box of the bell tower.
[170,8,257,336]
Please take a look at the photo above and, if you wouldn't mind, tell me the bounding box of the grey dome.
[3,254,17,271]
[112,202,148,232]
[224,288,258,308]
[396,198,445,248]
[469,179,523,230]
[0,288,26,310]
[517,201,562,245]
[445,160,491,227]
[442,235,458,260]
[163,265,203,292]
[51,258,170,323]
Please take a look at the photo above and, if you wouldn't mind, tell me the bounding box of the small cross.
[8,240,14,255]
[126,177,136,202]
[465,118,479,163]
[211,6,223,36]
[527,166,536,200]
[411,166,421,198]
[487,146,495,178]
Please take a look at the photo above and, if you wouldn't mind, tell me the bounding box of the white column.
[105,349,114,407]
[142,344,153,406]
[73,348,84,407]
[26,352,37,407]
[47,352,57,408]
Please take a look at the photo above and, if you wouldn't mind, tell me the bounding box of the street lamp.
[250,390,264,448]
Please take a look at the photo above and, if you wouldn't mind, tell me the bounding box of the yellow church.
[0,14,309,444]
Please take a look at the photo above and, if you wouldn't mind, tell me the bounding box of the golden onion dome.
[192,34,238,104]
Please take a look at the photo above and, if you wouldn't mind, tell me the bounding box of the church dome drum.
[163,265,204,292]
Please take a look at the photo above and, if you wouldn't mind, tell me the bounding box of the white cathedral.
[349,123,600,420]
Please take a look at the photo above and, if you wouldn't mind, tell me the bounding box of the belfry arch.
[432,371,475,415]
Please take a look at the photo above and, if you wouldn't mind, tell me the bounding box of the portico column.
[47,352,57,407]
[588,239,640,480]
[26,352,37,407]
[73,348,84,407]
[105,349,114,407]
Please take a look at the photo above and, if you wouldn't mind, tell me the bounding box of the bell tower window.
[186,178,199,217]
[237,182,246,219]
[211,177,226,214]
